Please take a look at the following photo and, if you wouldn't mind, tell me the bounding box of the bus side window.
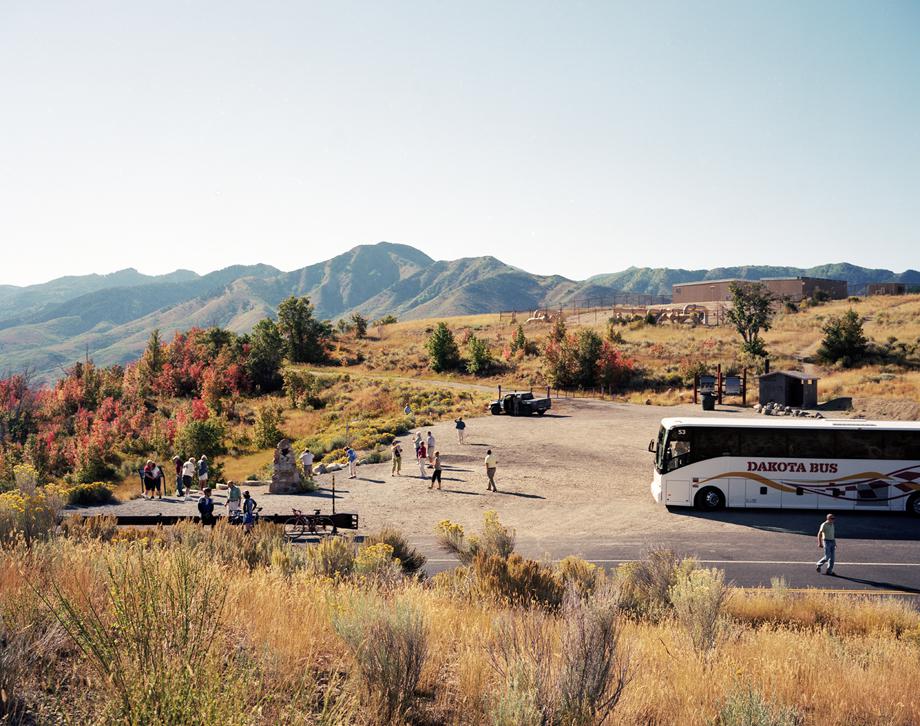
[835,430,885,459]
[740,429,789,458]
[884,431,920,460]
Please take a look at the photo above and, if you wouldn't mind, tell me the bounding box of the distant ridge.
[1,242,917,381]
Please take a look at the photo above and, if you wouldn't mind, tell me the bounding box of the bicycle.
[283,508,336,539]
[228,506,262,526]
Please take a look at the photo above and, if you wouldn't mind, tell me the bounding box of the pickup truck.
[489,391,552,417]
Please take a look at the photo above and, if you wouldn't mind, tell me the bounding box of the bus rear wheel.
[907,493,920,518]
[694,487,725,512]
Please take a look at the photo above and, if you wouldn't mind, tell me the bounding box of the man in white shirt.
[816,513,837,575]
[299,448,314,478]
[485,449,497,492]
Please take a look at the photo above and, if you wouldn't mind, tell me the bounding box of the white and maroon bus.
[650,417,920,515]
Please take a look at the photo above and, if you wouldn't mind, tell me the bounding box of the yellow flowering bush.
[0,465,62,545]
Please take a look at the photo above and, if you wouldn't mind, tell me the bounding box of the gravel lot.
[70,399,767,542]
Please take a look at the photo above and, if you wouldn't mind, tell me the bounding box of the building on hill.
[672,277,847,304]
[867,282,909,296]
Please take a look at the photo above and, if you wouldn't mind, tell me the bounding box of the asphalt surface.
[412,508,920,594]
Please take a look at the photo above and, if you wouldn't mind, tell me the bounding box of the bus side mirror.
[648,440,657,453]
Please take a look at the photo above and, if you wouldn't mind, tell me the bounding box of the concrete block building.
[672,277,847,304]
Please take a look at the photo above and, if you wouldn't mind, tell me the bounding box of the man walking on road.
[816,513,837,575]
[455,417,466,444]
[485,449,497,492]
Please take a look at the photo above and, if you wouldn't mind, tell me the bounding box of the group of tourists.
[139,454,209,500]
[196,481,258,532]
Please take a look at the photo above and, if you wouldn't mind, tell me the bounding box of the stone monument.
[270,438,301,494]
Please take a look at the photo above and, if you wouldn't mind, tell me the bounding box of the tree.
[276,296,331,364]
[817,309,868,367]
[510,325,527,354]
[726,282,774,358]
[465,334,494,376]
[246,319,284,392]
[373,314,398,326]
[142,329,165,375]
[351,313,368,339]
[574,330,604,388]
[425,323,462,373]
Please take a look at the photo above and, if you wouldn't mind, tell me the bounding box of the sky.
[1,1,918,287]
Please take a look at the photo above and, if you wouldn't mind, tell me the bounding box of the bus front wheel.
[694,487,726,512]
[907,493,920,518]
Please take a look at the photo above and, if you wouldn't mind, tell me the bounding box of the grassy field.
[1,515,919,725]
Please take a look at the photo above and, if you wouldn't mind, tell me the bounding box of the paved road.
[411,509,920,594]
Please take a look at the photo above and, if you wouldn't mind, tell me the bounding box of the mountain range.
[1,242,917,382]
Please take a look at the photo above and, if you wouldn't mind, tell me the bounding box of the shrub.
[174,417,227,461]
[306,537,355,578]
[716,687,803,726]
[59,481,117,506]
[436,511,515,565]
[472,553,563,609]
[817,309,868,367]
[556,556,602,599]
[253,403,285,449]
[0,466,63,545]
[354,542,403,586]
[669,566,728,654]
[365,527,427,576]
[556,588,631,724]
[44,547,245,725]
[489,589,631,725]
[333,596,428,723]
[466,334,496,376]
[615,548,696,620]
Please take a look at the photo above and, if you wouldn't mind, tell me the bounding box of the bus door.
[727,478,747,508]
[664,479,692,506]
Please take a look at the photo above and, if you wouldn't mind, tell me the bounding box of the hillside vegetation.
[2,241,918,382]
[324,293,920,408]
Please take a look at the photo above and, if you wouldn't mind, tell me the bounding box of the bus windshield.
[655,425,692,473]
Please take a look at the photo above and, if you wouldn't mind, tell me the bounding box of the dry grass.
[321,294,920,406]
[2,525,920,725]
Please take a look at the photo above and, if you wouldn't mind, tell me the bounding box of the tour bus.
[649,417,920,515]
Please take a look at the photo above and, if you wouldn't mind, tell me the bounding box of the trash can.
[701,392,715,411]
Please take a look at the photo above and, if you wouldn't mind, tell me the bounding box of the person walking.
[455,417,466,444]
[299,448,314,479]
[816,513,837,575]
[426,431,436,466]
[226,480,242,517]
[429,451,442,490]
[182,457,196,499]
[346,447,357,479]
[413,432,423,458]
[198,455,209,489]
[485,449,498,492]
[391,441,402,476]
[242,490,257,533]
[172,455,183,497]
[197,488,216,527]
